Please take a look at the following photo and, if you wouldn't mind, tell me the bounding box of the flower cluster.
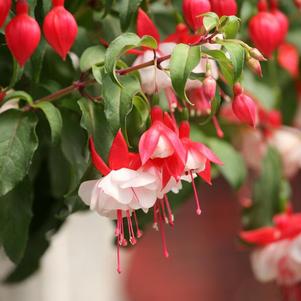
[79,107,222,272]
[2,0,77,66]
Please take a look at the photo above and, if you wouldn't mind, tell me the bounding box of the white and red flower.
[241,211,301,286]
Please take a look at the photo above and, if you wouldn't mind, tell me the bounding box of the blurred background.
[2,174,300,301]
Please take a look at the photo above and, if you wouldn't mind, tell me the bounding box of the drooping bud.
[0,0,11,28]
[232,83,257,127]
[43,0,78,60]
[5,0,41,66]
[209,0,237,17]
[277,43,299,78]
[182,0,211,31]
[249,48,266,61]
[203,75,216,101]
[248,9,282,58]
[247,57,263,77]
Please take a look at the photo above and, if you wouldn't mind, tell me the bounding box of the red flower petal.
[109,130,130,170]
[240,227,280,246]
[89,138,111,176]
[198,160,212,185]
[139,126,161,165]
[193,142,223,165]
[137,8,160,45]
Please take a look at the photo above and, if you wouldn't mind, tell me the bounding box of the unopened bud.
[203,75,216,101]
[247,57,263,77]
[43,0,78,60]
[249,48,266,61]
[232,83,257,127]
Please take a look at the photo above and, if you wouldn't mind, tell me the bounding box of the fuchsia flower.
[232,83,258,127]
[249,0,288,58]
[182,0,211,31]
[43,0,78,60]
[209,0,238,17]
[5,0,41,66]
[241,211,301,286]
[133,9,176,94]
[139,106,187,185]
[0,0,11,28]
[179,121,223,214]
[79,130,160,272]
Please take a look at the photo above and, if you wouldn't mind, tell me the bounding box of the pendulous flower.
[43,0,78,60]
[5,0,41,66]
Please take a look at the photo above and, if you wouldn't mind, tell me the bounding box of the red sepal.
[109,130,130,170]
[89,138,111,176]
[137,9,160,45]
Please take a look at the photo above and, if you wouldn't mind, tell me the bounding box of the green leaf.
[219,16,241,39]
[170,44,201,104]
[222,42,245,82]
[208,138,247,189]
[202,47,234,85]
[60,109,89,194]
[104,33,157,86]
[79,45,106,72]
[78,98,114,161]
[4,91,33,105]
[0,110,38,196]
[203,12,219,32]
[126,94,150,147]
[0,178,33,263]
[120,0,143,31]
[102,72,141,134]
[92,65,103,84]
[35,102,63,144]
[243,148,283,229]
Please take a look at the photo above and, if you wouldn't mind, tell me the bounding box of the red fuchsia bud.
[43,0,78,60]
[203,75,216,101]
[137,9,160,45]
[182,0,211,31]
[278,43,299,78]
[0,0,11,28]
[247,57,263,77]
[5,0,41,66]
[209,0,237,17]
[232,83,257,127]
[248,6,283,58]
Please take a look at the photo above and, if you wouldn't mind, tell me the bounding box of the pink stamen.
[159,198,169,224]
[212,116,224,138]
[153,203,159,231]
[116,242,121,274]
[126,210,137,245]
[157,204,169,258]
[190,171,202,215]
[133,211,143,238]
[164,194,175,226]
